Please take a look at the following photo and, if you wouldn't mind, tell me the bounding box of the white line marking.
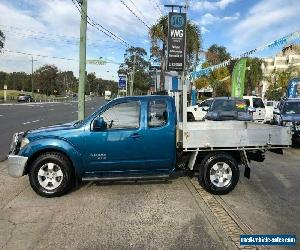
[22,119,40,125]
[0,115,3,117]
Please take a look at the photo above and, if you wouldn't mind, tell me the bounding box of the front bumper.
[7,155,28,177]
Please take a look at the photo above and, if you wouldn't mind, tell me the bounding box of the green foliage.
[118,47,151,94]
[244,57,263,95]
[34,65,59,95]
[0,65,118,96]
[264,87,282,101]
[206,44,230,65]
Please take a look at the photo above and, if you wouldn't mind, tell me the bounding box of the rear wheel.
[29,152,74,198]
[198,153,239,195]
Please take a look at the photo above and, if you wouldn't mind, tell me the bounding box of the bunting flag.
[190,30,300,80]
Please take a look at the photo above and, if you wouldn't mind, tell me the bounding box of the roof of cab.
[113,95,173,102]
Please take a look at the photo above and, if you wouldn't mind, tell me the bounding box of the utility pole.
[130,51,137,96]
[78,0,87,120]
[31,57,34,99]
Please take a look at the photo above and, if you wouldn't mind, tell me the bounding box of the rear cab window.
[148,100,168,128]
[244,99,250,107]
[253,98,265,108]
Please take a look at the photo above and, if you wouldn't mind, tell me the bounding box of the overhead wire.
[0,24,119,49]
[72,0,132,48]
[148,0,164,16]
[2,49,122,65]
[119,0,151,30]
[127,0,151,25]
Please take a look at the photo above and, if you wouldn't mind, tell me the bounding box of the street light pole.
[78,0,87,120]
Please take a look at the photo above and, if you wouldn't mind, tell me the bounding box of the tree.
[118,47,151,94]
[34,65,58,95]
[206,44,230,65]
[245,58,263,95]
[56,71,78,95]
[86,72,96,95]
[210,67,231,96]
[0,30,5,51]
[149,16,201,89]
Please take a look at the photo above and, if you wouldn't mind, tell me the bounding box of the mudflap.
[244,165,251,179]
[240,150,251,179]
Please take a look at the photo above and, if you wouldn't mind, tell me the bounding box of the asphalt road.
[0,149,299,249]
[0,97,105,161]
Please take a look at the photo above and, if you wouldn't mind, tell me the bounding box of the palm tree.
[149,16,201,90]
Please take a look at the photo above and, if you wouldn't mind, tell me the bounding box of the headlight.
[9,133,19,153]
[282,121,293,127]
[20,137,30,149]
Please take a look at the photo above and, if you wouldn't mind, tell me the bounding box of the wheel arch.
[194,150,242,170]
[22,139,84,177]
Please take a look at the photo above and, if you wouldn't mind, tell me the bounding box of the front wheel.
[198,153,239,195]
[29,152,74,198]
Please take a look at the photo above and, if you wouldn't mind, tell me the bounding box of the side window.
[244,99,250,107]
[148,100,168,128]
[101,101,140,129]
[253,98,265,108]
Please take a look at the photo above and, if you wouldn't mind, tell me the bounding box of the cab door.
[85,100,146,175]
[142,98,176,174]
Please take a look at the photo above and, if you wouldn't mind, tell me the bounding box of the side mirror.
[92,117,107,131]
[248,106,256,113]
[273,110,280,115]
[202,106,209,112]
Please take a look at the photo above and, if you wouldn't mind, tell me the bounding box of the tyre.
[28,152,74,198]
[187,112,195,121]
[198,153,239,195]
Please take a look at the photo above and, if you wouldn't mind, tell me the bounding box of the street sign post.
[118,75,127,96]
[167,12,186,71]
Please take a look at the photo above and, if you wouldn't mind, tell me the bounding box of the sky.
[0,0,299,80]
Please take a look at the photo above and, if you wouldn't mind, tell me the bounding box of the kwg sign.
[170,29,184,38]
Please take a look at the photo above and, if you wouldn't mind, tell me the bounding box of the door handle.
[130,133,142,139]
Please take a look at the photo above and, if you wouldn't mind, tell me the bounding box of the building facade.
[261,44,300,98]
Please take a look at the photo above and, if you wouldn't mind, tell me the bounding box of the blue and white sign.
[286,78,300,98]
[118,75,126,89]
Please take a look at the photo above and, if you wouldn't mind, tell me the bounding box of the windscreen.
[210,99,247,112]
[283,102,300,114]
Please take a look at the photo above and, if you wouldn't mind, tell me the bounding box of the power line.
[72,0,132,48]
[148,0,164,16]
[2,49,76,61]
[0,24,119,49]
[127,0,151,24]
[119,0,151,30]
[2,49,122,65]
[3,28,118,49]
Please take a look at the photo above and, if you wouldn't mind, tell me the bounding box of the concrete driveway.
[1,148,299,250]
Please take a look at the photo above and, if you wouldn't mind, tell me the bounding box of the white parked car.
[187,98,213,121]
[243,96,266,123]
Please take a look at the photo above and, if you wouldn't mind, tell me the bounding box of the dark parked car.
[273,98,300,144]
[205,97,253,121]
[17,94,33,102]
